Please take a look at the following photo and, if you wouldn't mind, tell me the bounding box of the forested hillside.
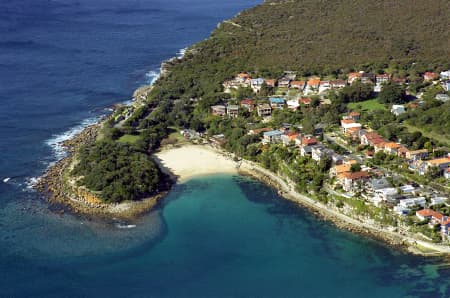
[217,0,449,74]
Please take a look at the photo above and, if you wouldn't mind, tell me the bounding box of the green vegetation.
[348,99,386,112]
[118,134,142,144]
[213,0,449,75]
[401,102,450,145]
[72,141,168,203]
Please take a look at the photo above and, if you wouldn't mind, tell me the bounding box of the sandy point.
[153,145,238,183]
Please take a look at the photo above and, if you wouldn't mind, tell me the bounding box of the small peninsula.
[37,0,450,255]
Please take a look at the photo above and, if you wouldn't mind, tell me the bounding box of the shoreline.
[37,121,450,256]
[237,159,450,257]
[155,143,450,257]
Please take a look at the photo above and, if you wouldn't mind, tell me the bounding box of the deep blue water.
[1,1,449,297]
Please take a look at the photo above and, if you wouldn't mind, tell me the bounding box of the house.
[251,78,265,93]
[348,71,374,84]
[430,197,448,206]
[269,97,285,110]
[398,197,426,209]
[290,81,305,90]
[376,74,390,84]
[416,209,444,223]
[262,130,283,144]
[265,79,277,88]
[299,136,318,156]
[397,146,409,158]
[394,197,426,215]
[306,78,320,90]
[441,80,450,92]
[368,178,391,192]
[278,78,291,88]
[406,149,428,161]
[301,136,318,146]
[257,104,272,117]
[340,119,362,134]
[311,145,334,162]
[248,127,272,135]
[384,142,402,155]
[227,105,239,118]
[399,185,416,194]
[373,187,398,204]
[281,132,300,146]
[360,132,384,146]
[286,99,300,111]
[423,72,438,81]
[348,111,361,121]
[338,171,370,192]
[435,94,450,102]
[330,80,347,89]
[361,72,375,84]
[331,164,352,177]
[374,141,387,153]
[422,157,450,175]
[391,105,405,116]
[319,81,331,93]
[211,105,226,116]
[346,126,362,139]
[348,72,362,84]
[440,70,450,80]
[240,99,254,112]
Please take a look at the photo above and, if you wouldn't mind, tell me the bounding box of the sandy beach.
[153,145,238,182]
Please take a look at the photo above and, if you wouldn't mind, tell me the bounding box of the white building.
[391,105,405,116]
[398,197,426,209]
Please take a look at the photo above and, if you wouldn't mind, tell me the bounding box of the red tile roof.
[241,99,254,105]
[341,171,370,180]
[302,136,318,146]
[416,209,444,222]
[385,142,401,149]
[307,79,320,86]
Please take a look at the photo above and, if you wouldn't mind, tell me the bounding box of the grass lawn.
[118,134,141,144]
[348,99,386,111]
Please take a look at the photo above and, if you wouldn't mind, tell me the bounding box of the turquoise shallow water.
[2,174,449,297]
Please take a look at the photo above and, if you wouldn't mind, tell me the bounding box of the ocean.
[0,0,449,297]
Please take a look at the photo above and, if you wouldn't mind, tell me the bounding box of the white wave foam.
[24,176,40,190]
[145,70,160,86]
[45,116,101,161]
[177,47,187,59]
[3,177,10,183]
[115,224,137,229]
